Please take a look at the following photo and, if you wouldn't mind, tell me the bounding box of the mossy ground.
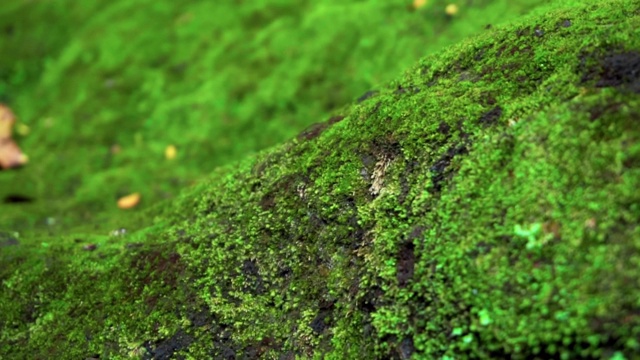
[0,0,546,234]
[1,0,640,359]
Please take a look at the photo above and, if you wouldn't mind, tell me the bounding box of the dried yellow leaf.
[165,144,177,160]
[445,3,459,16]
[117,192,141,209]
[413,0,427,9]
[0,104,16,139]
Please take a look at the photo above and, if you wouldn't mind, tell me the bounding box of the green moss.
[0,0,558,234]
[1,0,640,358]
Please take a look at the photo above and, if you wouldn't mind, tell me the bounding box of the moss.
[0,0,549,233]
[1,0,640,359]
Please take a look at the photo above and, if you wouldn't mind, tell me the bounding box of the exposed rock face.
[1,0,639,359]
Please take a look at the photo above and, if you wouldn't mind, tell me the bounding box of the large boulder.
[1,0,639,358]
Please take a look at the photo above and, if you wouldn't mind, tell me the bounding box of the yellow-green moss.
[1,0,639,359]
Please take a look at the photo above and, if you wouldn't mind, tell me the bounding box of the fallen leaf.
[165,144,177,160]
[0,139,28,169]
[445,3,459,16]
[0,104,28,170]
[413,0,427,9]
[0,104,15,139]
[117,192,141,209]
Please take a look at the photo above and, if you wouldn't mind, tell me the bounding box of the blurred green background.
[0,0,550,234]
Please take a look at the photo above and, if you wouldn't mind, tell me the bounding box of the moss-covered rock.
[1,0,640,359]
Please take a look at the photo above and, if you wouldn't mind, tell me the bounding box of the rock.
[0,0,639,358]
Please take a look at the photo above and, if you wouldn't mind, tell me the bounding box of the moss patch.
[0,0,553,234]
[1,0,640,359]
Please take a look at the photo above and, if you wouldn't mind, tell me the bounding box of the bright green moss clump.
[2,0,640,359]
